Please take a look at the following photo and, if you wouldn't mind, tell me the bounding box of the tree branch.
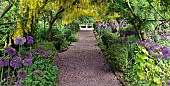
[0,22,15,25]
[146,0,166,20]
[0,3,13,18]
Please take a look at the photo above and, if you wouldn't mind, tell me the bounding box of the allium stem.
[7,64,10,85]
[0,67,3,86]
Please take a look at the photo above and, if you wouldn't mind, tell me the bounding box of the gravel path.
[54,30,121,86]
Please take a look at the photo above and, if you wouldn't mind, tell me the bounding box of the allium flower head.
[27,36,34,44]
[163,33,170,36]
[166,81,170,85]
[161,47,170,56]
[15,81,24,86]
[160,36,165,41]
[145,39,151,43]
[44,50,51,58]
[17,69,27,79]
[131,39,138,44]
[112,29,117,33]
[119,20,126,27]
[4,46,16,56]
[158,29,163,33]
[10,57,22,69]
[23,57,32,66]
[27,36,33,40]
[38,45,44,51]
[0,57,9,66]
[152,35,158,40]
[38,45,45,56]
[14,36,26,45]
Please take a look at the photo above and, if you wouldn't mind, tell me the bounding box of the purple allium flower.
[119,20,126,27]
[145,39,151,43]
[160,37,165,41]
[4,46,11,53]
[38,45,44,51]
[27,40,34,45]
[147,45,154,51]
[131,39,138,44]
[0,57,9,66]
[14,36,26,45]
[153,43,160,48]
[125,31,134,36]
[23,57,32,66]
[112,29,117,33]
[44,50,51,58]
[163,33,170,36]
[111,21,115,26]
[97,27,100,30]
[27,36,33,40]
[19,51,26,58]
[158,29,163,33]
[27,36,34,45]
[161,47,170,56]
[38,45,45,56]
[34,70,43,77]
[166,81,170,85]
[10,57,22,69]
[15,81,24,86]
[17,69,27,79]
[138,41,145,46]
[4,46,16,56]
[152,35,158,40]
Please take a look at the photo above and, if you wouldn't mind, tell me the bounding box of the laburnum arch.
[1,0,118,41]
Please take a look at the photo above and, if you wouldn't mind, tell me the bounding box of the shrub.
[64,29,72,40]
[52,34,70,51]
[101,31,115,48]
[33,42,56,53]
[105,44,128,71]
[67,34,79,42]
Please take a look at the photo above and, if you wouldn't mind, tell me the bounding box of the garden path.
[53,30,121,86]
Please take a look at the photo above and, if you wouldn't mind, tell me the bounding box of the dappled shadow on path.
[53,30,121,86]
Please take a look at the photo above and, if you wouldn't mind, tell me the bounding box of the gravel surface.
[53,30,121,86]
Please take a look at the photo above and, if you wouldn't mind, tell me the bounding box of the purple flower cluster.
[0,57,9,66]
[23,57,32,66]
[38,45,51,57]
[27,36,34,45]
[10,57,22,69]
[4,46,16,56]
[119,20,126,27]
[166,81,170,85]
[14,37,26,45]
[17,69,27,79]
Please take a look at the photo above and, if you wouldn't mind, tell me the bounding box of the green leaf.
[137,71,145,80]
[153,77,161,84]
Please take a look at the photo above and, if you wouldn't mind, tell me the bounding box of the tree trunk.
[47,21,53,41]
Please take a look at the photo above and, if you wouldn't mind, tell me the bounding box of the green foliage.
[33,42,56,52]
[125,46,170,86]
[24,58,59,86]
[101,30,115,48]
[66,22,80,32]
[67,34,79,42]
[52,34,70,51]
[64,29,72,40]
[105,44,128,71]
